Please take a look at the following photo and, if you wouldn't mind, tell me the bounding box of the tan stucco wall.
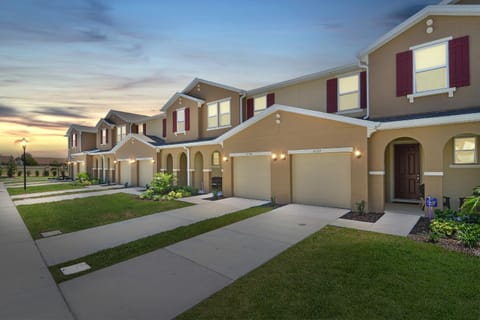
[114,137,156,186]
[96,124,114,150]
[186,83,241,139]
[369,15,480,119]
[222,111,368,209]
[368,121,480,212]
[145,117,164,137]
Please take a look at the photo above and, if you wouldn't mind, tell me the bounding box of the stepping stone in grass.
[61,262,91,276]
[40,230,62,237]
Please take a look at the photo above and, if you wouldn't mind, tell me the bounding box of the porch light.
[271,153,277,161]
[113,160,117,164]
[280,153,286,160]
[129,159,136,164]
[354,149,362,159]
[151,159,155,163]
[222,156,229,162]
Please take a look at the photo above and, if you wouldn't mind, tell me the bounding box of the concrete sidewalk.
[14,187,142,206]
[60,204,348,320]
[37,197,267,266]
[0,183,73,319]
[10,184,124,200]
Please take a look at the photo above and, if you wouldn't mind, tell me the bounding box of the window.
[212,151,220,166]
[207,99,231,129]
[177,109,185,133]
[117,125,126,142]
[138,123,143,134]
[414,42,448,93]
[71,133,77,148]
[338,74,359,111]
[101,128,107,145]
[254,95,267,115]
[454,137,477,164]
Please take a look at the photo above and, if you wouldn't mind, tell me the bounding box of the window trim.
[407,36,456,103]
[253,94,267,115]
[337,73,360,112]
[453,136,477,165]
[71,133,77,148]
[101,128,107,145]
[138,123,144,134]
[116,125,126,142]
[207,98,231,129]
[175,108,186,135]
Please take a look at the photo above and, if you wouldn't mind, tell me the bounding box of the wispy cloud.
[0,104,22,117]
[33,106,92,119]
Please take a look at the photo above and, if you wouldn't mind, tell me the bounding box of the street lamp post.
[21,137,27,190]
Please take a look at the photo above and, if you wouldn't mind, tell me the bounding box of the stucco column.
[203,170,212,193]
[422,144,444,210]
[172,169,179,186]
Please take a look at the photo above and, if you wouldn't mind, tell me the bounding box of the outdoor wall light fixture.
[280,153,286,160]
[222,156,229,162]
[113,160,117,164]
[129,159,136,164]
[151,159,155,163]
[271,153,278,161]
[354,149,362,159]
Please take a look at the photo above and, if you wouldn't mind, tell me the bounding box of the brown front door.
[394,144,420,199]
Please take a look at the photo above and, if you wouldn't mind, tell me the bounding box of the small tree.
[7,156,16,178]
[35,170,40,177]
[17,170,22,177]
[43,168,49,177]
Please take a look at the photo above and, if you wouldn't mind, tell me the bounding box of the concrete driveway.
[60,204,347,320]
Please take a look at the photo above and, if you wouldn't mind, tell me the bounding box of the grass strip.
[7,183,84,195]
[12,187,121,201]
[50,205,272,283]
[179,226,480,320]
[17,193,192,239]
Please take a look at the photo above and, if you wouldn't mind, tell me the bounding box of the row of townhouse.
[66,0,480,213]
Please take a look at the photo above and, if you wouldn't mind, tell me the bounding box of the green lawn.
[50,206,272,283]
[17,193,192,239]
[1,176,50,184]
[8,183,85,195]
[179,226,480,320]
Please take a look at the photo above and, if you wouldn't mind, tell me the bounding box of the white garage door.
[233,156,271,200]
[292,153,351,208]
[120,161,131,186]
[138,160,153,188]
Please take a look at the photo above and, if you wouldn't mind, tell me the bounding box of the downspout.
[358,60,370,120]
[239,91,246,123]
[184,146,190,186]
[102,155,106,183]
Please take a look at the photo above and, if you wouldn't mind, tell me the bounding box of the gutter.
[239,91,246,123]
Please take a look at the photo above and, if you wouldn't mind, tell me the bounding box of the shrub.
[430,219,458,238]
[77,172,90,182]
[356,200,366,215]
[26,170,31,176]
[459,186,480,224]
[457,224,480,248]
[35,170,40,177]
[150,173,174,195]
[17,170,22,177]
[0,167,3,176]
[43,169,49,177]
[434,208,459,221]
[51,170,57,177]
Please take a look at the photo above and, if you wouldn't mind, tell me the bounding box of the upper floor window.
[117,125,126,142]
[101,128,107,145]
[254,95,267,115]
[414,42,447,93]
[454,137,477,164]
[338,74,359,111]
[208,99,231,129]
[71,133,77,148]
[177,109,185,133]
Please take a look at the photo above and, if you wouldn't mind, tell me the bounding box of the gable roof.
[358,5,480,59]
[65,124,96,136]
[95,118,116,129]
[104,109,151,124]
[247,63,359,96]
[160,93,205,112]
[182,78,245,95]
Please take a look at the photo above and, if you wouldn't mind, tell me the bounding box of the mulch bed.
[408,217,480,257]
[340,211,384,223]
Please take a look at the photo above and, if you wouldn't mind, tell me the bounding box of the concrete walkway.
[60,204,348,320]
[14,187,142,206]
[0,183,74,319]
[10,184,124,200]
[37,197,267,266]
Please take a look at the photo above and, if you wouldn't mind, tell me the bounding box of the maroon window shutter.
[106,129,109,143]
[172,111,177,132]
[449,36,470,88]
[185,108,190,131]
[246,98,254,119]
[266,93,275,107]
[74,134,77,147]
[360,71,367,109]
[326,78,338,113]
[162,119,166,137]
[396,50,413,97]
[133,124,139,134]
[142,123,146,135]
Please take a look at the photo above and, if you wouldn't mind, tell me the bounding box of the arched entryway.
[211,150,222,191]
[166,154,173,174]
[384,137,424,203]
[193,152,204,191]
[178,153,187,186]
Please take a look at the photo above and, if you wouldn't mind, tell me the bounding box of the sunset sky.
[0,0,437,158]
